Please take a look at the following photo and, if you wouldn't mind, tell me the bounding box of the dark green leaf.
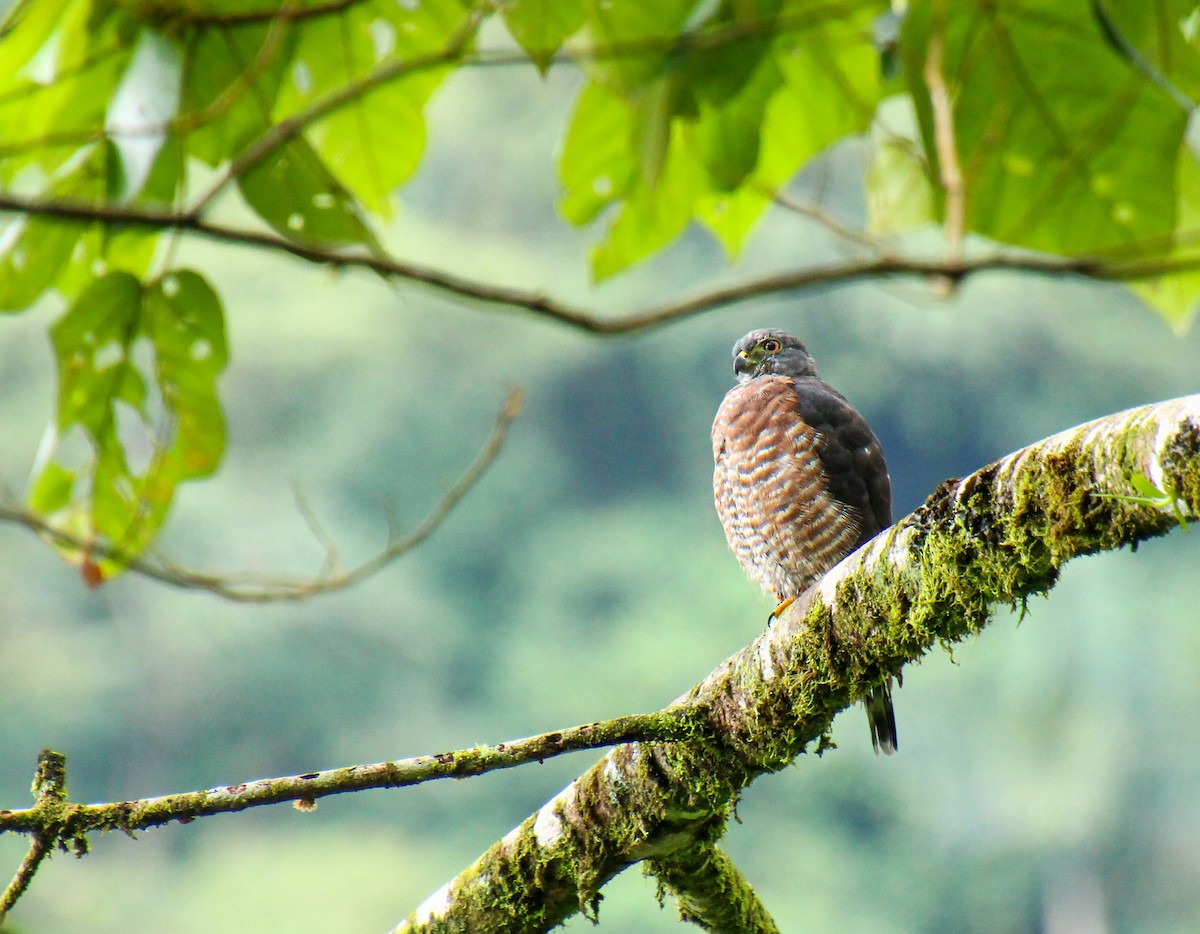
[237,137,380,247]
[903,0,1187,255]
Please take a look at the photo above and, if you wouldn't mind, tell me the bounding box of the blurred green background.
[3,45,1200,934]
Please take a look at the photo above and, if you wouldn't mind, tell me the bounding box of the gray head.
[731,329,818,383]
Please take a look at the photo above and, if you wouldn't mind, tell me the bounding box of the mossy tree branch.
[395,394,1200,932]
[649,842,780,933]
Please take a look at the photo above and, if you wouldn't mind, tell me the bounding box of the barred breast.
[712,375,890,600]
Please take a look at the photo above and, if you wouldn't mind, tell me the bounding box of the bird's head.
[732,329,817,382]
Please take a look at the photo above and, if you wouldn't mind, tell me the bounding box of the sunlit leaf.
[903,0,1188,255]
[36,268,229,576]
[238,137,379,247]
[272,0,463,216]
[559,80,637,225]
[1130,147,1200,331]
[144,269,228,480]
[27,460,76,515]
[502,0,585,73]
[590,121,703,279]
[582,0,700,94]
[0,0,135,181]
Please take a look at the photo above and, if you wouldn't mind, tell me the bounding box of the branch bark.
[394,394,1200,931]
[2,190,1197,333]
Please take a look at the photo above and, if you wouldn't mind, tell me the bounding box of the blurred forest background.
[3,6,1200,934]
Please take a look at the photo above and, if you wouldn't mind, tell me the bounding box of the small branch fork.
[0,710,705,919]
[0,390,522,602]
[0,753,69,926]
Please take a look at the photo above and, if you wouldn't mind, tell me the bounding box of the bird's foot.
[769,595,797,621]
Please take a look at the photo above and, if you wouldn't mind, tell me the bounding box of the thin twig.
[0,751,70,923]
[0,390,522,602]
[0,834,51,924]
[3,189,1198,333]
[764,184,886,253]
[0,709,704,839]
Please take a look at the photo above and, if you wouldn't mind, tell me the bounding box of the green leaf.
[237,137,380,247]
[1093,0,1200,106]
[0,217,81,312]
[582,0,701,94]
[903,0,1188,255]
[692,51,783,191]
[502,0,585,73]
[559,80,638,225]
[0,0,135,182]
[50,270,143,436]
[27,461,76,515]
[181,23,296,167]
[35,268,229,576]
[1130,148,1200,331]
[143,270,228,481]
[272,0,459,216]
[697,0,885,254]
[1096,471,1191,530]
[590,120,704,279]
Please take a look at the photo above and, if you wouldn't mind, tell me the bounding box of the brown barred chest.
[712,377,862,600]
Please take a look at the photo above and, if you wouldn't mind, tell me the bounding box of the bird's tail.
[864,677,898,755]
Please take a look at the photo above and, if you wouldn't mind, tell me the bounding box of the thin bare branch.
[4,190,1200,334]
[765,184,886,253]
[0,390,522,602]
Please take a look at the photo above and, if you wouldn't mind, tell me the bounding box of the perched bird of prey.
[712,328,897,754]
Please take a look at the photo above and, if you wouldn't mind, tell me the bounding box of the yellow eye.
[761,339,782,353]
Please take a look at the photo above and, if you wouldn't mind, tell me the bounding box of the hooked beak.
[734,350,752,375]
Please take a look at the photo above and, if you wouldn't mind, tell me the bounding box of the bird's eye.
[761,339,782,353]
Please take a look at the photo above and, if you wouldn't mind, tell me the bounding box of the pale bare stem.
[763,183,886,253]
[0,390,521,602]
[290,481,343,579]
[0,709,703,839]
[923,8,966,270]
